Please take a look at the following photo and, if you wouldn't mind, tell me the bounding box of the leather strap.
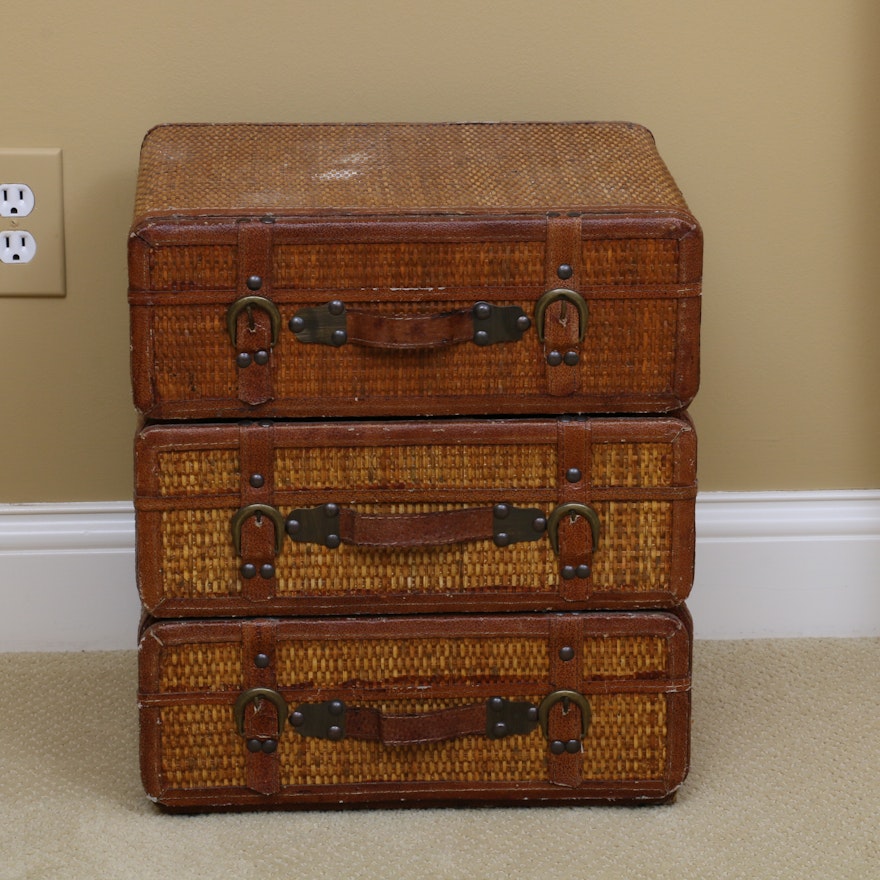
[346,704,487,745]
[557,418,593,601]
[238,423,277,602]
[548,615,586,788]
[337,506,494,548]
[241,621,281,796]
[544,216,583,397]
[235,222,274,406]
[346,309,474,349]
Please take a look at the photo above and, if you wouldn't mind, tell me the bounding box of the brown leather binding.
[346,309,474,349]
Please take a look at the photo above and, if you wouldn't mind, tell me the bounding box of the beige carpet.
[1,639,877,879]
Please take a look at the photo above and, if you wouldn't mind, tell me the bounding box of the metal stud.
[566,468,582,483]
[565,739,581,753]
[493,722,508,738]
[561,565,576,580]
[286,519,301,536]
[331,329,347,347]
[557,264,573,280]
[532,516,547,532]
[550,739,566,755]
[559,646,575,662]
[327,725,344,741]
[527,706,539,722]
[473,302,492,320]
[254,350,269,366]
[262,739,278,754]
[288,316,305,333]
[489,697,505,712]
[576,564,591,579]
[246,275,263,291]
[289,711,305,728]
[328,700,345,716]
[324,503,339,518]
[246,738,263,753]
[494,503,510,519]
[254,653,270,668]
[236,352,252,368]
[240,563,257,579]
[328,300,345,316]
[546,350,563,367]
[260,563,275,580]
[249,474,265,488]
[516,315,532,331]
[494,532,511,547]
[474,330,490,346]
[326,534,341,549]
[563,350,579,366]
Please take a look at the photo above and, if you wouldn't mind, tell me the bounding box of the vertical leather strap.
[241,620,281,796]
[548,615,585,788]
[556,419,593,602]
[543,216,583,397]
[236,221,275,406]
[238,422,278,602]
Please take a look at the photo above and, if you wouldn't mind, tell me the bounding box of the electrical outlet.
[0,149,65,297]
[1,230,37,263]
[0,184,35,217]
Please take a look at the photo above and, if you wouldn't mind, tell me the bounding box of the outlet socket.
[0,149,65,297]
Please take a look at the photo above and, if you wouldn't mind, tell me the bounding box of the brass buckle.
[231,504,286,557]
[538,689,592,741]
[547,502,600,556]
[233,687,288,739]
[534,288,589,344]
[226,295,282,348]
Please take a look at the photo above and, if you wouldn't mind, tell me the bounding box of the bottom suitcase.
[138,608,692,811]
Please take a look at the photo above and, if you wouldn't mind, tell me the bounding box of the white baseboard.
[1,492,878,651]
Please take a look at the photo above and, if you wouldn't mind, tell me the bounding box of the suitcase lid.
[131,122,692,228]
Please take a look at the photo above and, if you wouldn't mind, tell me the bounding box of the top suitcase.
[129,122,701,419]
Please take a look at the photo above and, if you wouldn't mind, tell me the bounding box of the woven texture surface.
[4,640,877,879]
[150,629,673,789]
[146,297,681,405]
[133,123,688,218]
[145,431,685,604]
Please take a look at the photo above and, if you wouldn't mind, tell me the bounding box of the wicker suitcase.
[138,608,691,810]
[135,414,697,617]
[129,122,701,420]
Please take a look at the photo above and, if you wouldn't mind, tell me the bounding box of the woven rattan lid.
[132,122,689,223]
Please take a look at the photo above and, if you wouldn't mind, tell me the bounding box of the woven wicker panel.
[156,499,674,600]
[152,439,674,498]
[582,635,668,678]
[159,510,242,599]
[590,443,674,488]
[159,643,242,692]
[276,636,549,689]
[277,693,666,786]
[145,297,679,404]
[581,238,679,286]
[149,245,237,291]
[160,704,247,789]
[157,450,240,496]
[273,241,545,290]
[273,443,556,493]
[145,238,679,291]
[590,501,673,591]
[134,123,688,218]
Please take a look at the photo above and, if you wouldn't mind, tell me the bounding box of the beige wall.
[2,1,878,502]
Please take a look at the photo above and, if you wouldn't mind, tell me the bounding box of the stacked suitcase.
[129,122,702,810]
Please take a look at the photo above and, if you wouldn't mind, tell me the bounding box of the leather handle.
[285,503,547,550]
[289,301,530,349]
[289,697,540,746]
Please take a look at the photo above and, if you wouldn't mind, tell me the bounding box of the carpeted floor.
[0,639,877,879]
